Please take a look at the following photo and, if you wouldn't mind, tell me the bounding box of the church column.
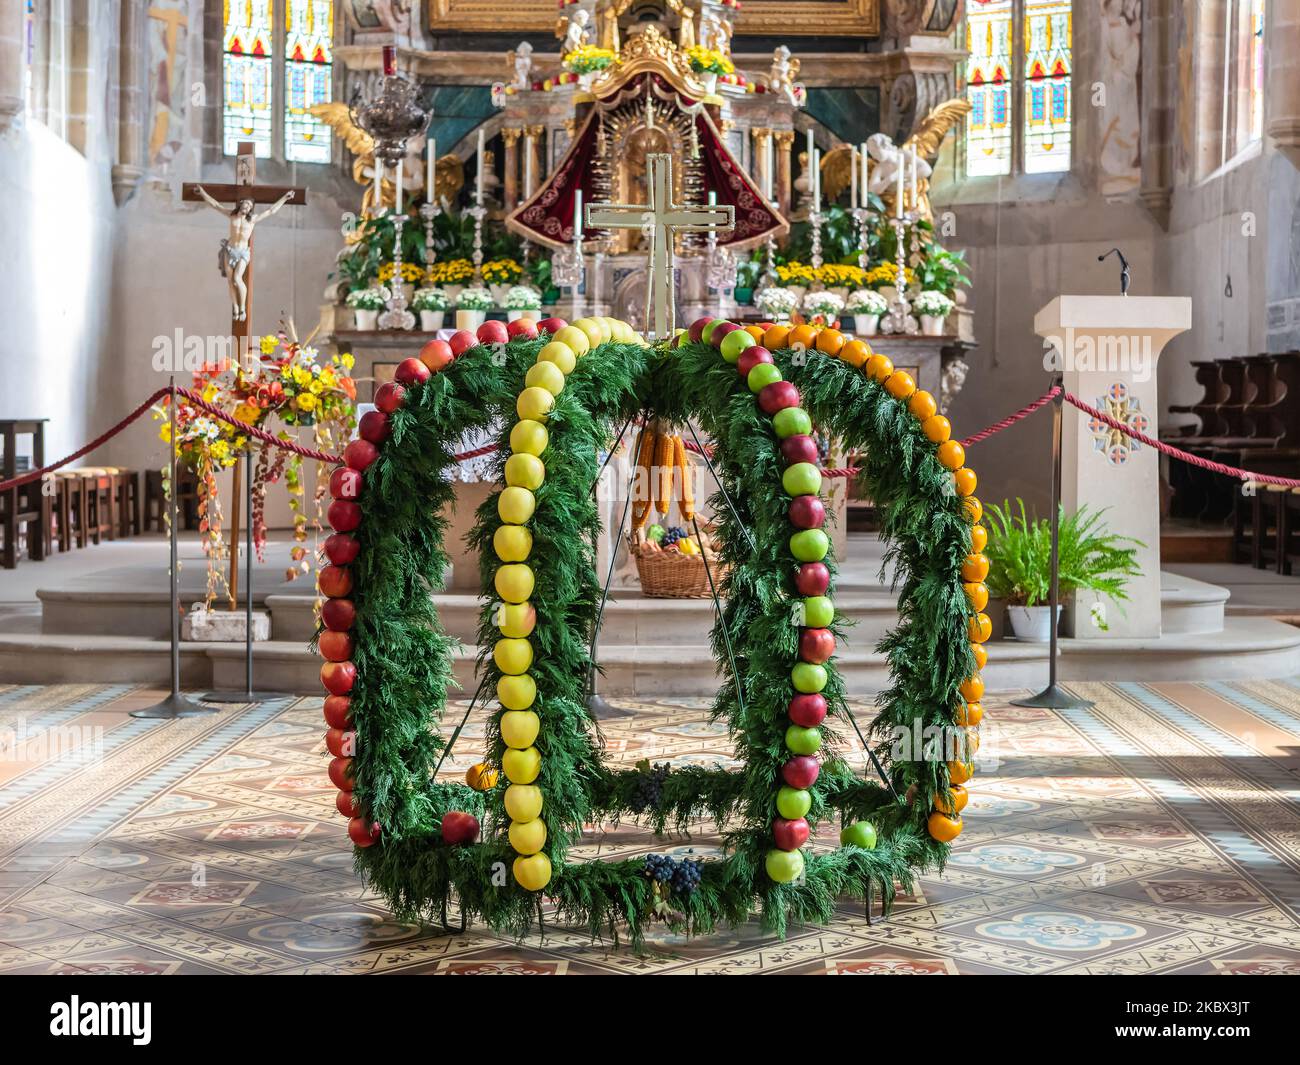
[0,0,22,132]
[112,0,146,204]
[1268,0,1300,167]
[523,124,545,200]
[751,127,773,199]
[773,130,794,219]
[502,127,522,211]
[1138,0,1175,228]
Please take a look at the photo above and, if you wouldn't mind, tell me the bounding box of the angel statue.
[817,98,972,221]
[559,8,591,56]
[768,45,800,103]
[507,41,533,90]
[308,102,465,220]
[192,187,294,321]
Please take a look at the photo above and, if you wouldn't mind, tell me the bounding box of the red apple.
[772,816,810,851]
[323,533,359,566]
[318,565,353,598]
[440,810,481,846]
[477,319,510,345]
[344,439,379,472]
[780,434,820,466]
[788,495,826,530]
[321,597,356,632]
[347,817,380,847]
[788,693,827,727]
[759,381,800,415]
[325,728,355,757]
[737,345,774,377]
[394,357,430,385]
[800,627,835,664]
[688,316,714,343]
[358,410,390,445]
[329,755,355,790]
[374,381,406,413]
[319,630,354,663]
[710,321,740,348]
[329,466,362,501]
[449,329,479,355]
[536,316,567,335]
[323,694,353,729]
[795,562,831,596]
[781,755,820,789]
[507,317,539,340]
[327,499,362,533]
[321,660,357,696]
[419,338,454,373]
[335,791,359,818]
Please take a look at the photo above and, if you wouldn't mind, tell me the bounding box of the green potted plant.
[412,286,449,331]
[455,285,494,331]
[913,289,955,335]
[502,284,542,322]
[983,499,1143,641]
[346,285,389,330]
[734,258,760,305]
[846,289,888,335]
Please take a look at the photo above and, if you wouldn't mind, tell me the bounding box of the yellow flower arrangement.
[814,263,867,288]
[563,45,617,75]
[685,45,734,76]
[776,261,816,286]
[428,258,474,285]
[378,261,426,284]
[481,258,523,286]
[259,334,279,356]
[864,263,916,289]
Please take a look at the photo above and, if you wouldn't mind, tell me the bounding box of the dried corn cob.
[655,429,674,518]
[674,434,695,521]
[631,424,656,529]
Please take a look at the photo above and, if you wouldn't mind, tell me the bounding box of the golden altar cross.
[585,153,734,340]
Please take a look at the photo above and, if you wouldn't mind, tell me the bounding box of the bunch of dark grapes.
[671,858,702,896]
[661,526,689,547]
[643,853,675,884]
[629,761,670,813]
[642,854,702,897]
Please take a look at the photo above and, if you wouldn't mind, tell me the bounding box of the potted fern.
[983,499,1142,641]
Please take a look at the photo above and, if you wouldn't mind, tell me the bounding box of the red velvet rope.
[960,387,1061,448]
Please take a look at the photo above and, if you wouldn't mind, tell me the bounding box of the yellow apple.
[504,783,543,822]
[510,418,549,456]
[513,852,552,891]
[525,360,566,396]
[494,563,535,603]
[493,525,532,563]
[496,601,536,638]
[552,326,590,356]
[504,453,545,490]
[508,816,548,855]
[493,637,534,676]
[516,386,554,423]
[500,709,540,749]
[497,673,537,710]
[537,341,577,375]
[502,745,541,784]
[498,486,536,525]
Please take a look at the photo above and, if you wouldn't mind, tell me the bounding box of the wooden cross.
[181,142,307,610]
[585,153,734,339]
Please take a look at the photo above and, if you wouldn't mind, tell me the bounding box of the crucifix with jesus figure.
[585,153,734,340]
[181,142,307,608]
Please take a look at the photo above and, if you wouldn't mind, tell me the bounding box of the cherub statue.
[561,8,591,56]
[192,188,294,321]
[768,45,800,103]
[508,41,533,90]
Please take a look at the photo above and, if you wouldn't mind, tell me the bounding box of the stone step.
[1157,571,1230,635]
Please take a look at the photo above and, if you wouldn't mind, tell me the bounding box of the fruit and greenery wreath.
[318,313,988,943]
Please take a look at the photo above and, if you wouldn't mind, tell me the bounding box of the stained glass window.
[223,0,274,157]
[965,0,1013,176]
[1023,0,1071,173]
[1249,0,1265,141]
[284,0,334,163]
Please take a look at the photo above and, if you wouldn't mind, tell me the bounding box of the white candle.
[425,136,436,201]
[476,129,485,206]
[850,148,857,209]
[395,159,404,214]
[708,190,716,206]
[895,162,903,219]
[812,149,820,211]
[373,159,383,212]
[860,142,869,203]
[574,187,583,238]
[805,127,814,166]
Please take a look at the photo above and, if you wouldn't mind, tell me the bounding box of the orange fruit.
[465,762,499,790]
[970,524,988,552]
[884,370,916,399]
[921,414,951,443]
[927,811,963,843]
[865,354,894,381]
[934,784,968,815]
[937,440,966,470]
[788,324,818,351]
[908,390,937,421]
[840,339,871,368]
[961,552,990,583]
[954,467,978,497]
[763,323,792,350]
[816,328,845,356]
[971,644,988,670]
[963,581,989,612]
[955,700,984,727]
[964,496,984,523]
[960,674,985,703]
[745,324,766,342]
[947,759,974,785]
[968,612,992,644]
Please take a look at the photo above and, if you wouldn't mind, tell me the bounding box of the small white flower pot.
[1007,604,1062,642]
[419,310,445,331]
[456,309,487,331]
[855,314,881,336]
[507,308,539,322]
[920,313,947,336]
[353,309,379,330]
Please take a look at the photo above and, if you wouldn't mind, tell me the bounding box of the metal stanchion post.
[1012,376,1094,710]
[132,379,214,719]
[202,442,291,704]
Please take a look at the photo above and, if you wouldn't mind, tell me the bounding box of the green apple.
[781,462,822,497]
[840,821,878,849]
[747,362,783,392]
[721,328,757,364]
[803,595,834,628]
[776,786,811,819]
[772,407,813,439]
[791,662,827,693]
[764,847,805,884]
[790,528,829,562]
[701,318,730,344]
[785,724,822,755]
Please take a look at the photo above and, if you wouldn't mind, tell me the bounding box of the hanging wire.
[431,673,489,779]
[690,514,746,716]
[684,421,756,554]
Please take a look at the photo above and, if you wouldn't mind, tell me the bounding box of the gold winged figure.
[818,97,972,221]
[308,101,465,222]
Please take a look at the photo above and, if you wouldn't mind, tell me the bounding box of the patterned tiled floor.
[2,680,1300,975]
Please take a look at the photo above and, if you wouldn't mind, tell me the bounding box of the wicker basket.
[633,545,730,599]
